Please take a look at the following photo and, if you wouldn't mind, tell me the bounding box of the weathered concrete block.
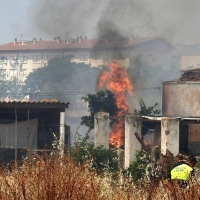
[124,114,142,168]
[94,112,110,149]
[161,118,179,156]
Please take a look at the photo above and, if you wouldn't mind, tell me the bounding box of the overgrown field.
[0,154,199,200]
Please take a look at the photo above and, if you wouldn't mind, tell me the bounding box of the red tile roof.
[0,37,168,51]
[0,100,69,109]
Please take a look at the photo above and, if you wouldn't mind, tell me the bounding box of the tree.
[23,56,73,93]
[134,98,160,116]
[77,90,119,143]
[22,56,101,101]
[0,64,23,100]
[134,98,161,139]
[4,78,23,100]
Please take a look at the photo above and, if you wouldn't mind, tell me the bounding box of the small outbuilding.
[0,99,70,163]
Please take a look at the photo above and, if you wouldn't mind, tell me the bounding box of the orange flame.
[97,62,133,148]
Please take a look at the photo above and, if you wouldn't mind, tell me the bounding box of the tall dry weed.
[0,154,199,200]
[0,154,101,200]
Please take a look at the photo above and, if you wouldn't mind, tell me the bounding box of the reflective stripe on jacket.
[171,164,193,181]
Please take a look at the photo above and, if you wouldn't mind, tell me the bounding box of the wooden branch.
[134,132,147,151]
[82,127,92,144]
[74,124,81,144]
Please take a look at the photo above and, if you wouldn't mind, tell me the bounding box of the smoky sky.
[28,0,200,44]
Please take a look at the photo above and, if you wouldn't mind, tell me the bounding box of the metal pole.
[60,112,65,156]
[6,127,8,148]
[68,126,71,157]
[15,107,18,163]
[27,109,30,158]
[17,62,18,83]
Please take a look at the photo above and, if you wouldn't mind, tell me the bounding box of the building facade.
[0,36,173,82]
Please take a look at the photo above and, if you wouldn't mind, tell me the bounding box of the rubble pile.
[179,69,200,81]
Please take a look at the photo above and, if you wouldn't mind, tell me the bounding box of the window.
[1,56,7,61]
[33,56,40,63]
[43,55,49,61]
[20,68,27,75]
[20,41,27,45]
[10,56,15,61]
[24,56,28,62]
[19,56,28,64]
[0,56,7,64]
[83,55,89,61]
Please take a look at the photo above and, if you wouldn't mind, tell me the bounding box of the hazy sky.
[1,0,200,45]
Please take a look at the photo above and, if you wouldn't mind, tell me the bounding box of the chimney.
[14,38,17,45]
[78,36,82,43]
[33,37,37,44]
[56,36,61,43]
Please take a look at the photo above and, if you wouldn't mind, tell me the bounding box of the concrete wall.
[162,81,200,116]
[124,114,142,168]
[94,112,110,149]
[161,118,179,156]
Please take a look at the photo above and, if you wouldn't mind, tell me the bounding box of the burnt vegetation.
[0,152,199,199]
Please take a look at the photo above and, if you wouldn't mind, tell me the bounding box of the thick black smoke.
[27,0,194,139]
[29,0,200,44]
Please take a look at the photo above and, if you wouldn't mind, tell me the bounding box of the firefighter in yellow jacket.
[171,155,196,181]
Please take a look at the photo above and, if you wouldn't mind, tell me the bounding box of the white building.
[0,36,173,82]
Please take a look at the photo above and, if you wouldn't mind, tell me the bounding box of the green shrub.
[196,157,200,168]
[123,149,162,182]
[71,134,118,173]
[122,150,148,181]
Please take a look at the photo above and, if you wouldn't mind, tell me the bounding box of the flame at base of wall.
[97,62,133,148]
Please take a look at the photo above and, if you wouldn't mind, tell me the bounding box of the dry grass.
[0,154,100,200]
[0,154,199,200]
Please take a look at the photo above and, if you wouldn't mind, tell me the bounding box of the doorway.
[179,124,189,154]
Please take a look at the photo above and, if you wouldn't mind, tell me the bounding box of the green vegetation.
[0,56,102,101]
[21,56,101,101]
[125,150,149,181]
[81,90,119,129]
[196,157,200,168]
[134,98,161,139]
[0,64,23,99]
[134,98,160,116]
[71,133,118,173]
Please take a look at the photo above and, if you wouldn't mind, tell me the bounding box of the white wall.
[162,81,200,117]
